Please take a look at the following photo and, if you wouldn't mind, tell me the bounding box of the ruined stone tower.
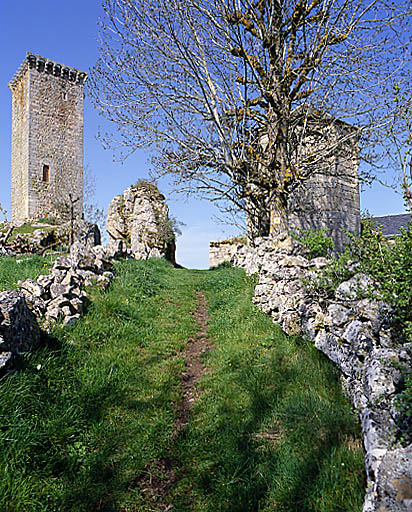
[8,53,87,224]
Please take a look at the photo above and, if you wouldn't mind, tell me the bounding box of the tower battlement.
[9,53,87,223]
[9,53,87,90]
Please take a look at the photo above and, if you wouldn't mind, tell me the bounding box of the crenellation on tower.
[9,52,87,224]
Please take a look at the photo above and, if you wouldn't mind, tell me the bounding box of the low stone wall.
[231,236,412,512]
[209,240,243,268]
[0,239,130,373]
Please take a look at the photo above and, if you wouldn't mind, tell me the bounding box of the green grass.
[0,254,54,291]
[0,259,365,511]
[170,267,365,511]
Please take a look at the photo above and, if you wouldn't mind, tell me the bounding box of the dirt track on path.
[138,290,212,511]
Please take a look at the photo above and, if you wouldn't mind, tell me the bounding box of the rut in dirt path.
[138,290,213,511]
[178,290,213,432]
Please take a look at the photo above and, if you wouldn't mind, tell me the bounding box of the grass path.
[0,259,365,511]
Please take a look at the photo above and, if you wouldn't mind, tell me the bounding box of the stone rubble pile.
[0,239,129,373]
[231,236,412,512]
[18,240,130,327]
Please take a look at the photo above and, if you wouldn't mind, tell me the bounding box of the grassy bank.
[0,259,365,511]
[0,254,53,291]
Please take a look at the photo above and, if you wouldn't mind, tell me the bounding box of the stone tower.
[8,53,87,224]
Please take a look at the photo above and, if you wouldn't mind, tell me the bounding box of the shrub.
[304,249,353,301]
[308,218,412,333]
[292,228,334,259]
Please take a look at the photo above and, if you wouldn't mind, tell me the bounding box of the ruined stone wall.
[230,237,412,512]
[9,53,87,223]
[209,240,242,268]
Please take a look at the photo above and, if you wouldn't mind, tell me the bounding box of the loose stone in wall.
[0,290,40,372]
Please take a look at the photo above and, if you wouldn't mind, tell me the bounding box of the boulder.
[106,182,176,263]
[17,279,44,298]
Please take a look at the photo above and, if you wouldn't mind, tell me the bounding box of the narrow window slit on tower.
[42,165,50,182]
[62,92,67,101]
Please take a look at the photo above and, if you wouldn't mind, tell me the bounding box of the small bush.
[304,249,353,300]
[292,228,334,258]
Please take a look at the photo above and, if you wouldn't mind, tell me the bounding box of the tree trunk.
[245,193,271,243]
[269,194,289,236]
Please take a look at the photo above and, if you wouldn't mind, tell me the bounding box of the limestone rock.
[309,257,329,269]
[0,352,13,372]
[18,279,44,298]
[50,283,72,299]
[37,274,54,290]
[325,303,351,327]
[0,290,40,362]
[372,446,412,512]
[70,242,99,271]
[335,273,375,302]
[73,220,101,247]
[105,239,129,259]
[63,315,80,327]
[106,182,176,263]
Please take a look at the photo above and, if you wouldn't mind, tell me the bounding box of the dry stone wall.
[0,290,41,372]
[209,240,242,268]
[230,236,412,512]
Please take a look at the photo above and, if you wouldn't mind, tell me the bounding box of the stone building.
[211,116,360,267]
[8,53,87,224]
[287,118,360,253]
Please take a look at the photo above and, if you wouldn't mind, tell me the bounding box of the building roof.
[370,213,412,237]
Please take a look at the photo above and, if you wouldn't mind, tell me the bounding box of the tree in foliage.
[90,0,411,238]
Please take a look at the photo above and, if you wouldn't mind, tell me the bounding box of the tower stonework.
[8,53,87,224]
[287,122,360,253]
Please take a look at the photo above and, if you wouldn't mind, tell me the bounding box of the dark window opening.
[62,92,67,101]
[42,165,50,182]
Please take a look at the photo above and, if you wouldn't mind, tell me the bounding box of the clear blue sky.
[0,1,407,268]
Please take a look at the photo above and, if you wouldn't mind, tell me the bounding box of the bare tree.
[83,164,106,235]
[89,0,411,237]
[0,203,9,224]
[383,87,412,211]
